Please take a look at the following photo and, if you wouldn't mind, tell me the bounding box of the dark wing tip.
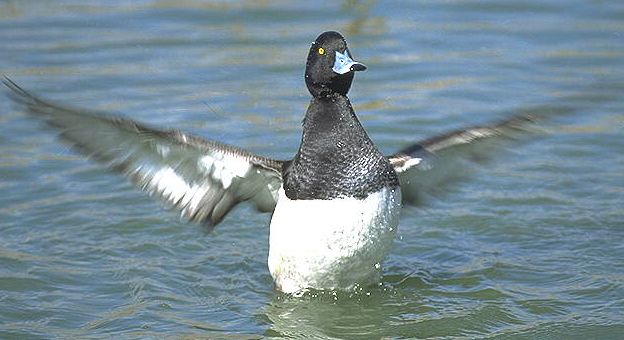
[3,76,32,102]
[413,113,540,154]
[3,76,71,120]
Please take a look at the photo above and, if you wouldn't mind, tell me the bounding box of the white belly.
[268,186,401,294]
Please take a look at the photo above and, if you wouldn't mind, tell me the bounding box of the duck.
[3,31,535,294]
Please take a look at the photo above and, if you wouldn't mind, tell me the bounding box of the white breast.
[268,186,401,294]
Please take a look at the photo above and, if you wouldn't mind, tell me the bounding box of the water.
[1,0,623,338]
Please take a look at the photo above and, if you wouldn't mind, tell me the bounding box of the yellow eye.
[318,47,325,55]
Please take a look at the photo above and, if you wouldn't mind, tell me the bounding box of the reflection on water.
[1,0,623,338]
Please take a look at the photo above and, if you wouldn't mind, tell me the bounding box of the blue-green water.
[1,1,623,338]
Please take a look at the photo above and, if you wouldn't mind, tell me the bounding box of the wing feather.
[3,77,284,226]
[388,108,567,204]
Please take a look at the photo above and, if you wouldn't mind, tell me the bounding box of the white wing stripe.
[393,157,422,173]
[151,167,192,203]
[199,153,251,190]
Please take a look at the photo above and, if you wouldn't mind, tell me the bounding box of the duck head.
[305,31,367,98]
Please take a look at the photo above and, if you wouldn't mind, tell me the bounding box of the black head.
[305,31,366,98]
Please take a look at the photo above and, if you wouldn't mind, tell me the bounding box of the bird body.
[3,31,537,294]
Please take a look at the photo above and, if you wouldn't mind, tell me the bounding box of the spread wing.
[388,112,548,204]
[3,77,284,227]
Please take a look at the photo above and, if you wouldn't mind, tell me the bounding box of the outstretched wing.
[3,77,284,226]
[389,112,548,204]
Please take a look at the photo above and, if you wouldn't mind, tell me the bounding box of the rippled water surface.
[1,0,623,338]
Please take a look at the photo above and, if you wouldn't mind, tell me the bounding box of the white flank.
[268,186,402,294]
